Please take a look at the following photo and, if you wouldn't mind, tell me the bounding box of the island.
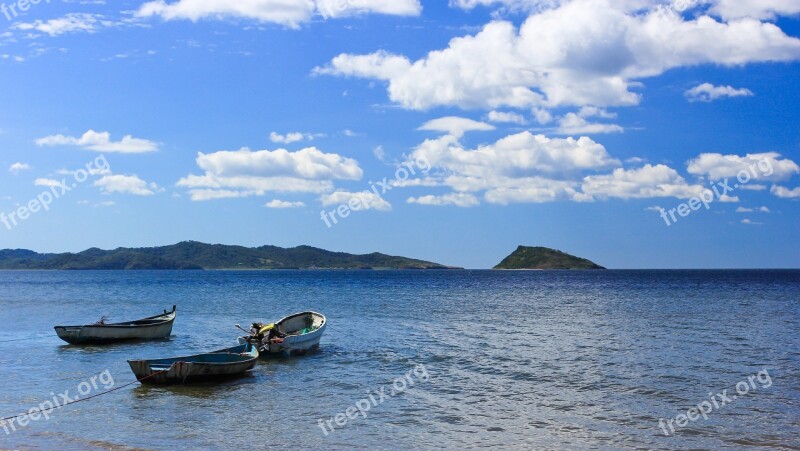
[0,241,460,270]
[493,246,605,270]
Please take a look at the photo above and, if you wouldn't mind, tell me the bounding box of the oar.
[234,324,250,335]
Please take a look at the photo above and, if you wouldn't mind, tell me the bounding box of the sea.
[0,270,797,450]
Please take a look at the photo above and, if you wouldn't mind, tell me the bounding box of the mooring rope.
[0,369,167,425]
[0,335,52,344]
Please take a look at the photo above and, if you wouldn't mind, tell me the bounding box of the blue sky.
[0,0,799,269]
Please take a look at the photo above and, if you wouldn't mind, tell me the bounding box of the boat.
[239,311,326,357]
[127,343,259,385]
[54,306,177,344]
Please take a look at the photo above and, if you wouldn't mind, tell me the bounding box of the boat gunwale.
[276,310,326,333]
[127,344,259,367]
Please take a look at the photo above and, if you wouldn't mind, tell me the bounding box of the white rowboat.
[54,306,176,344]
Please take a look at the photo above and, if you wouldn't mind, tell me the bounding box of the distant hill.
[0,241,459,270]
[494,246,605,270]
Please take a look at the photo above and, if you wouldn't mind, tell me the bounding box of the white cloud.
[318,1,800,110]
[11,13,108,37]
[34,178,61,188]
[687,152,800,181]
[412,132,619,180]
[137,0,421,28]
[269,131,312,144]
[532,108,554,125]
[56,166,112,177]
[395,129,797,206]
[407,193,480,207]
[36,130,158,153]
[182,189,249,201]
[770,185,800,198]
[448,0,551,11]
[710,0,800,20]
[317,0,421,18]
[555,112,624,135]
[177,147,363,201]
[418,117,495,138]
[736,206,770,213]
[94,175,160,196]
[8,162,30,174]
[487,110,527,125]
[452,0,800,21]
[320,190,392,211]
[484,177,591,204]
[137,0,313,27]
[400,132,619,205]
[741,218,762,225]
[373,145,386,161]
[581,164,707,199]
[265,199,306,208]
[685,82,754,102]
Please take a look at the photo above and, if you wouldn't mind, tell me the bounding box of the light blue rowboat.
[127,343,259,384]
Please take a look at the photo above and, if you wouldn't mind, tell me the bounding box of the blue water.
[0,270,798,450]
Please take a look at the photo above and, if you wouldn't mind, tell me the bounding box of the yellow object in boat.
[258,323,276,334]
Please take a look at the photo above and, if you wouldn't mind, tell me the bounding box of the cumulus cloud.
[581,164,707,199]
[412,132,619,180]
[452,0,800,21]
[709,0,800,20]
[770,185,800,198]
[8,162,30,174]
[395,130,800,207]
[399,132,621,205]
[320,190,392,211]
[317,0,422,18]
[137,0,421,28]
[269,131,320,144]
[36,130,158,153]
[687,152,799,181]
[418,117,495,138]
[407,193,480,207]
[265,199,306,208]
[554,109,624,134]
[317,1,800,110]
[685,83,754,102]
[177,146,363,201]
[34,178,62,188]
[487,110,527,124]
[94,175,160,196]
[484,177,591,204]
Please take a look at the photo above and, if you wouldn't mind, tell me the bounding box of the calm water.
[0,270,798,450]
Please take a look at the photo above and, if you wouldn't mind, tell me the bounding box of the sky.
[0,0,799,269]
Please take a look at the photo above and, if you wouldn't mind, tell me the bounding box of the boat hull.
[128,344,259,385]
[267,321,326,356]
[54,307,176,344]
